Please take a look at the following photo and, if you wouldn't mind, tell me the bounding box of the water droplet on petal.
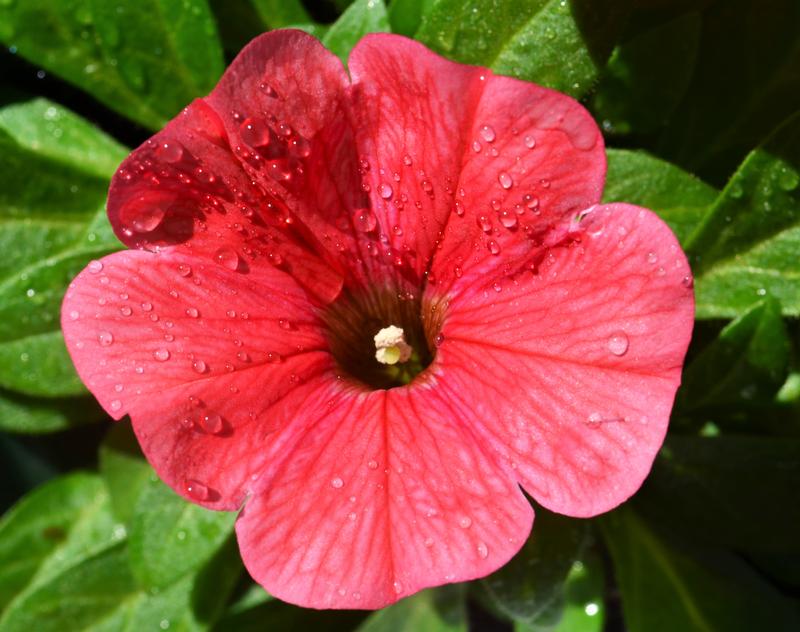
[498,171,513,189]
[331,477,344,489]
[367,460,378,469]
[378,183,393,199]
[88,260,103,273]
[185,307,199,318]
[69,310,80,320]
[487,240,501,255]
[131,205,165,233]
[200,413,223,434]
[354,208,377,232]
[240,118,270,147]
[479,124,496,142]
[153,348,170,362]
[155,141,183,163]
[681,275,694,288]
[120,306,132,316]
[98,331,114,346]
[393,581,403,594]
[499,210,517,228]
[214,247,240,271]
[608,332,629,356]
[185,479,209,501]
[459,516,472,529]
[288,136,311,158]
[192,359,208,373]
[646,252,658,264]
[178,264,192,277]
[524,135,536,149]
[110,399,122,412]
[477,541,489,559]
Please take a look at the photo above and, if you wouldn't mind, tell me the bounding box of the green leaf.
[357,586,466,632]
[686,112,800,318]
[0,98,125,399]
[636,436,800,554]
[0,472,122,614]
[98,423,153,525]
[322,0,390,64]
[601,508,800,632]
[416,0,631,97]
[0,388,105,434]
[592,12,701,135]
[602,149,718,244]
[479,508,587,625]
[677,299,791,413]
[128,476,236,588]
[250,0,311,28]
[388,0,436,36]
[0,0,224,130]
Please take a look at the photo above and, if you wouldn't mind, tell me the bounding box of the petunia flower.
[61,31,694,609]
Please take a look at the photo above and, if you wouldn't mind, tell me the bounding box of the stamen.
[374,325,413,365]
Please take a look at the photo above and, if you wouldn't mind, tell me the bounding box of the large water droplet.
[200,413,223,434]
[153,348,170,362]
[155,141,183,163]
[88,260,103,274]
[477,541,489,559]
[499,209,517,228]
[487,240,501,255]
[192,359,208,373]
[607,332,629,356]
[479,124,496,142]
[214,247,240,271]
[185,307,199,318]
[98,331,114,346]
[331,477,344,489]
[185,479,209,501]
[378,183,393,199]
[498,171,513,190]
[240,118,270,147]
[458,516,472,529]
[524,135,536,149]
[354,208,377,232]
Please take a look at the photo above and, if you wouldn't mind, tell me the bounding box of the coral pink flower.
[61,31,694,609]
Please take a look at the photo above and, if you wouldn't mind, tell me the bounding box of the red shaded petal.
[61,250,332,509]
[348,34,604,288]
[433,204,694,517]
[236,382,533,609]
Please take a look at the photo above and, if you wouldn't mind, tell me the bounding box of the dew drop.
[458,516,472,529]
[200,413,223,434]
[646,251,658,264]
[498,171,513,189]
[478,215,492,233]
[367,460,378,469]
[88,260,103,273]
[141,301,153,312]
[477,541,489,559]
[69,310,80,320]
[472,140,482,153]
[214,247,240,271]
[239,118,270,147]
[524,135,536,149]
[185,479,209,501]
[403,154,413,166]
[185,307,199,318]
[98,330,114,346]
[393,581,403,594]
[331,477,344,489]
[178,264,192,277]
[499,209,517,228]
[681,275,694,288]
[378,183,393,199]
[237,351,251,362]
[479,124,496,142]
[192,359,208,373]
[278,318,292,330]
[120,306,132,316]
[131,205,165,233]
[153,348,170,362]
[110,399,122,412]
[487,240,501,255]
[607,332,629,356]
[155,141,183,163]
[259,82,278,97]
[288,136,311,158]
[354,208,377,232]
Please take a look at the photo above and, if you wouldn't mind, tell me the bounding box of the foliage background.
[1,0,799,630]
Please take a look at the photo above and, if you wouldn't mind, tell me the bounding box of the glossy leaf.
[686,112,800,318]
[592,12,701,135]
[322,0,390,64]
[0,0,224,130]
[602,508,800,632]
[416,0,631,97]
[636,436,800,554]
[388,0,436,36]
[128,475,236,588]
[479,508,587,625]
[0,98,125,398]
[677,299,791,412]
[0,473,121,614]
[603,149,717,243]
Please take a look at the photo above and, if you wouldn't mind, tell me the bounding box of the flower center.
[321,287,443,389]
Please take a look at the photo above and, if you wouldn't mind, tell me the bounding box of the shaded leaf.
[0,0,224,130]
[602,508,800,632]
[357,586,466,632]
[388,0,437,36]
[603,149,717,243]
[250,0,311,28]
[0,388,105,434]
[98,423,152,524]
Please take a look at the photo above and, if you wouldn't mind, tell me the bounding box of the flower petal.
[61,249,331,509]
[433,204,694,517]
[348,34,604,286]
[235,382,533,609]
